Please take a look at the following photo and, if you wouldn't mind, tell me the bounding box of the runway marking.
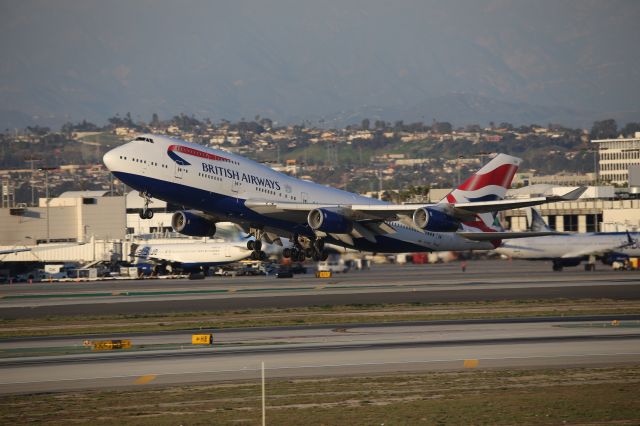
[2,352,640,387]
[134,374,157,385]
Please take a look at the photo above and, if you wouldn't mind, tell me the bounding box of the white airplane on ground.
[496,208,640,271]
[130,240,253,274]
[103,134,582,260]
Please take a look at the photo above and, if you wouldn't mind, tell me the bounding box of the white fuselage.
[496,233,640,259]
[134,241,251,267]
[104,135,496,253]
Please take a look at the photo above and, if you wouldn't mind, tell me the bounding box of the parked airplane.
[496,208,639,271]
[103,134,582,260]
[131,240,253,273]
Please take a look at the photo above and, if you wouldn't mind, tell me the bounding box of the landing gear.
[282,235,327,262]
[552,260,563,272]
[247,228,266,261]
[138,191,154,219]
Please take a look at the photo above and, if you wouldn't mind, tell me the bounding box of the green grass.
[1,298,638,338]
[1,365,639,425]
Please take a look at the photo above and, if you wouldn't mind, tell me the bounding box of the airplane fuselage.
[133,241,252,270]
[104,135,496,253]
[496,233,640,260]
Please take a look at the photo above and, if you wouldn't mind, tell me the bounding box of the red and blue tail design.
[443,154,521,205]
[441,153,521,234]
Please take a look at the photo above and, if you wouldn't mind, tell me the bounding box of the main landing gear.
[138,191,154,219]
[282,235,328,262]
[247,227,267,261]
[247,239,267,261]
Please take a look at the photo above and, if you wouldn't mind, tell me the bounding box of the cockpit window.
[134,136,154,143]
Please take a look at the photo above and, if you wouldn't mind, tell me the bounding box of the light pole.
[39,167,57,244]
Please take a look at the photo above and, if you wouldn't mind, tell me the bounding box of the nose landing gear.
[138,191,154,219]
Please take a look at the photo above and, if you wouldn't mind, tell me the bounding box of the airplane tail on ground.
[440,153,521,230]
[526,207,553,232]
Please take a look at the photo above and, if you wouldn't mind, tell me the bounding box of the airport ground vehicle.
[276,267,294,278]
[317,258,349,273]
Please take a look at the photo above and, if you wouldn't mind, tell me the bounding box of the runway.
[1,261,640,318]
[1,316,638,394]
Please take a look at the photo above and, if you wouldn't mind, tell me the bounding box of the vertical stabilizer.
[440,153,521,227]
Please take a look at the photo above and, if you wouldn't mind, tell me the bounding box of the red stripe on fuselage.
[457,164,517,191]
[168,145,231,162]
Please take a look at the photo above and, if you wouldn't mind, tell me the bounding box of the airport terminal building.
[593,132,640,185]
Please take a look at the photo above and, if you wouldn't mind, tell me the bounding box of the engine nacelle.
[171,211,216,237]
[412,207,460,232]
[308,208,353,234]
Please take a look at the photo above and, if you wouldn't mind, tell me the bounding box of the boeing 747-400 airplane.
[103,134,582,261]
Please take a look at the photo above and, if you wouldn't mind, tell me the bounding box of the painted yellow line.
[314,285,325,290]
[463,359,479,368]
[134,374,157,385]
[228,288,236,293]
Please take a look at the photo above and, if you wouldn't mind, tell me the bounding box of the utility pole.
[26,157,41,206]
[39,167,56,243]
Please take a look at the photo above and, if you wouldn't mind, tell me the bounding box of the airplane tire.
[251,251,260,260]
[305,248,314,258]
[283,248,292,258]
[297,252,306,262]
[139,211,146,219]
[320,251,329,261]
[254,240,262,251]
[145,210,154,219]
[259,251,267,261]
[247,240,255,251]
[312,251,322,261]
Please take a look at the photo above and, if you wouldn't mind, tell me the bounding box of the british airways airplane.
[103,134,581,261]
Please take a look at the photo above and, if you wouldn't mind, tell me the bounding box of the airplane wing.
[244,187,586,227]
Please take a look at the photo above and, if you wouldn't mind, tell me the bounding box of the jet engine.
[307,208,353,234]
[171,211,217,237]
[412,207,460,232]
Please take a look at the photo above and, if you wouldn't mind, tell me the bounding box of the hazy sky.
[1,0,639,128]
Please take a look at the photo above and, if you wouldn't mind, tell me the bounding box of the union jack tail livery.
[441,153,521,231]
[442,153,521,204]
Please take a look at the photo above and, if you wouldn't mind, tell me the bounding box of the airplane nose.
[103,147,118,171]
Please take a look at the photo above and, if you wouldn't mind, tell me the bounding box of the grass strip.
[1,298,639,339]
[1,365,639,425]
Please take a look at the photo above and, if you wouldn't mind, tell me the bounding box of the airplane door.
[174,164,184,179]
[225,246,231,258]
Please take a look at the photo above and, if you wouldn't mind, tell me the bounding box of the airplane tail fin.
[441,153,521,229]
[526,207,552,232]
[440,153,521,205]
